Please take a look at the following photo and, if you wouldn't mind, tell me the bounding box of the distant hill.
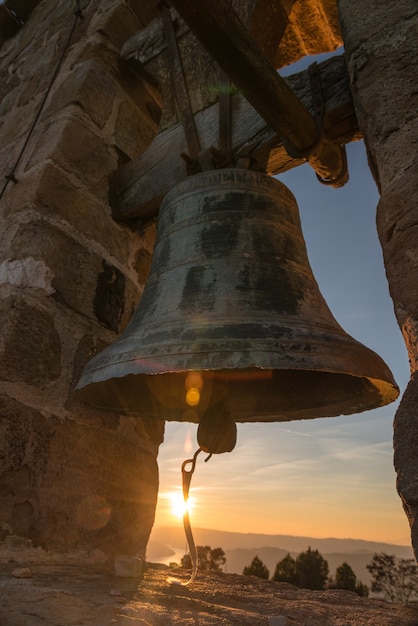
[150,526,413,557]
[148,526,414,586]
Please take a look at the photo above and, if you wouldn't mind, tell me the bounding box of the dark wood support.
[167,0,347,187]
[110,54,359,227]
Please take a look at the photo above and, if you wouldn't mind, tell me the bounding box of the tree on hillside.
[397,558,418,603]
[295,547,329,590]
[367,553,397,602]
[367,552,418,603]
[243,555,270,579]
[334,562,357,591]
[181,545,226,572]
[272,553,298,585]
[329,562,369,597]
[209,547,227,571]
[354,580,369,597]
[272,548,329,589]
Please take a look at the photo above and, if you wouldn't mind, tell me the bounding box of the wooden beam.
[110,54,359,227]
[166,0,347,187]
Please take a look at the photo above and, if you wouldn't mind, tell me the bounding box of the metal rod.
[160,3,201,160]
[168,0,348,186]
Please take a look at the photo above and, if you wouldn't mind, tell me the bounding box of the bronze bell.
[76,169,399,422]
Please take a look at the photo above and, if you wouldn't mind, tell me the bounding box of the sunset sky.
[150,50,411,548]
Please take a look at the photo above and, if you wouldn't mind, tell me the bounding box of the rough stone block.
[377,117,417,192]
[114,555,144,578]
[376,169,418,319]
[69,334,112,402]
[0,296,61,384]
[89,2,142,50]
[252,0,342,69]
[5,221,96,320]
[5,219,137,331]
[4,160,139,287]
[0,70,19,110]
[342,6,417,193]
[16,66,51,107]
[0,258,55,294]
[394,374,418,558]
[0,95,40,147]
[14,29,59,86]
[0,395,161,556]
[44,60,116,128]
[0,399,49,533]
[26,115,118,201]
[338,0,417,53]
[114,97,159,160]
[93,260,127,332]
[28,162,135,268]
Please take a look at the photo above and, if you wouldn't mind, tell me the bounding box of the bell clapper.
[197,403,237,454]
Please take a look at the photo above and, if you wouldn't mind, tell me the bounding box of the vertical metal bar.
[160,4,201,160]
[219,69,232,162]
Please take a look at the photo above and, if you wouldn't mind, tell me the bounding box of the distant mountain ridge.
[150,526,413,557]
[148,526,414,585]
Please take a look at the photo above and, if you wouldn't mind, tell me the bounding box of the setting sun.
[169,492,193,519]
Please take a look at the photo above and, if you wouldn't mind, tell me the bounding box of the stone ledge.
[0,564,416,625]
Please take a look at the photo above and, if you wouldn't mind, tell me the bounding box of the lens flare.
[185,372,203,390]
[76,495,111,531]
[185,372,203,406]
[186,387,200,406]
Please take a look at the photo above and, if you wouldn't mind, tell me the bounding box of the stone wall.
[1,0,417,564]
[0,0,164,558]
[337,0,418,557]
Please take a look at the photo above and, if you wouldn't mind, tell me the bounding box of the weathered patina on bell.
[76,169,399,421]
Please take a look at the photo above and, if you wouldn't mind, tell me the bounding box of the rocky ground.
[0,558,418,626]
